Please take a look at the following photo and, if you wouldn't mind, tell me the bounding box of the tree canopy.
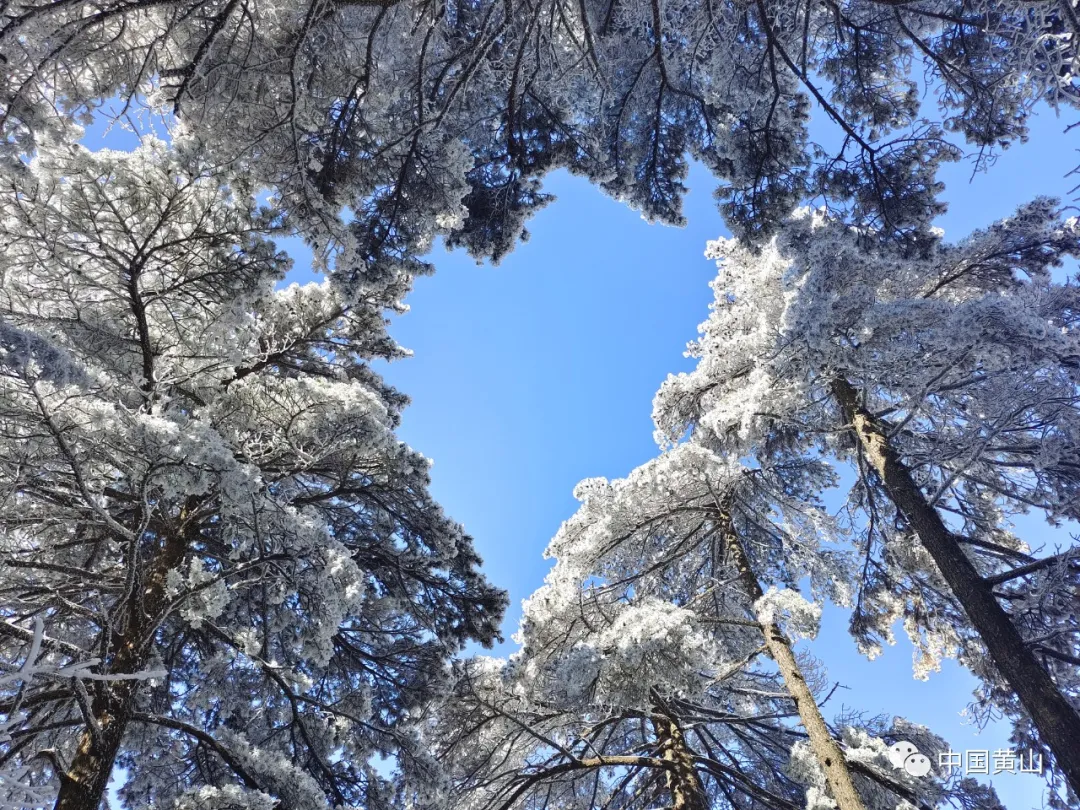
[3,0,1079,260]
[652,200,1080,800]
[422,445,1008,810]
[0,139,505,810]
[2,0,1080,806]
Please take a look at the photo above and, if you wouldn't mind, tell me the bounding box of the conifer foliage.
[421,201,1080,810]
[3,0,1080,256]
[0,140,505,810]
[652,201,1080,801]
[422,446,1008,810]
[2,0,1080,807]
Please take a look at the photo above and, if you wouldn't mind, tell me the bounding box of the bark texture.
[54,525,188,810]
[715,503,869,810]
[648,693,710,810]
[831,376,1080,797]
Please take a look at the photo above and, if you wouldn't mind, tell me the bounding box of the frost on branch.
[538,443,855,616]
[754,587,822,641]
[538,598,720,709]
[3,0,1080,256]
[0,618,165,809]
[0,140,506,809]
[652,200,1080,794]
[418,439,1001,810]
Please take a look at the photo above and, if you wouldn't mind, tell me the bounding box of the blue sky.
[81,103,1080,807]
[361,112,1079,809]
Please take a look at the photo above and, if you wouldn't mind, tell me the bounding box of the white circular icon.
[887,741,919,770]
[903,753,932,777]
[886,741,932,778]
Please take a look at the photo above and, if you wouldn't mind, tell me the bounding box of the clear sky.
[360,111,1080,809]
[81,101,1079,808]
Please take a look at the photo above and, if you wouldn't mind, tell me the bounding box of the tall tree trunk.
[54,527,188,810]
[715,503,868,810]
[648,692,709,810]
[831,376,1080,797]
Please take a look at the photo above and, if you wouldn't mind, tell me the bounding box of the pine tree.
[0,138,506,810]
[0,618,167,810]
[3,0,1078,257]
[653,200,1080,801]
[419,444,1005,810]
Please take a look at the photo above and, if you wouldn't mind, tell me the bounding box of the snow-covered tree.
[0,618,165,810]
[3,0,1079,259]
[0,138,506,810]
[653,200,1080,800]
[418,444,1005,810]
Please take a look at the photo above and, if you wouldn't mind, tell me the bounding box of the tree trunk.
[648,694,710,810]
[715,503,868,810]
[54,527,188,810]
[831,376,1080,797]
[54,689,133,810]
